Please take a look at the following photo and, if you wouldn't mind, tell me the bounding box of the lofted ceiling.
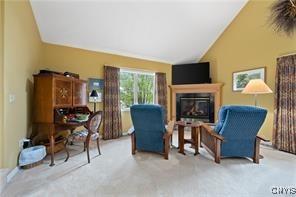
[30,0,248,64]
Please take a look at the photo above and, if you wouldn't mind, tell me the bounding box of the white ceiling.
[30,0,247,64]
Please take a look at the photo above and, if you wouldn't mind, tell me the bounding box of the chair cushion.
[211,105,268,158]
[214,105,267,134]
[68,130,99,142]
[130,104,166,153]
[131,104,166,133]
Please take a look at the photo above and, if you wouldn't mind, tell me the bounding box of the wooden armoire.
[32,73,91,166]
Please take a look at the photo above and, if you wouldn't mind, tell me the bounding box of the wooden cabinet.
[73,79,87,106]
[33,73,88,118]
[33,73,90,124]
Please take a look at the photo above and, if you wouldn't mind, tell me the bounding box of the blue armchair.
[200,105,267,164]
[130,104,174,159]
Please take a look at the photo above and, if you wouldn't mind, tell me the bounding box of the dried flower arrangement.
[270,0,296,36]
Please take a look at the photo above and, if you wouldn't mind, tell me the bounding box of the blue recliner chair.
[200,105,267,164]
[130,104,174,159]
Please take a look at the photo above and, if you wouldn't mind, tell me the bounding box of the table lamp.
[242,79,273,106]
[90,90,101,112]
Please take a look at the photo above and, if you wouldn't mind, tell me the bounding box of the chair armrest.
[127,126,135,135]
[206,123,217,127]
[165,121,174,137]
[256,136,269,142]
[200,123,224,141]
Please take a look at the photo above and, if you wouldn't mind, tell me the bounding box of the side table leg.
[178,126,185,155]
[191,127,196,149]
[194,127,200,155]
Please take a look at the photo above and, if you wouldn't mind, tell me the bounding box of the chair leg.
[164,135,170,160]
[170,132,173,148]
[83,142,86,152]
[64,139,70,162]
[131,132,136,155]
[214,139,221,164]
[96,137,101,155]
[253,137,260,164]
[86,134,91,163]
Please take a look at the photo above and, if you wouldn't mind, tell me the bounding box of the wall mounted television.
[172,62,210,85]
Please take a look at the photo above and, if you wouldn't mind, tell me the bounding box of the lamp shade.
[90,89,99,97]
[242,79,273,94]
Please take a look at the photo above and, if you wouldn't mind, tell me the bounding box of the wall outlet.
[9,94,16,103]
[19,138,30,150]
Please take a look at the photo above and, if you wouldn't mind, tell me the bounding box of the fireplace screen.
[180,97,210,119]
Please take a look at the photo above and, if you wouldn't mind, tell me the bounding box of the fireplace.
[170,83,223,123]
[176,93,214,123]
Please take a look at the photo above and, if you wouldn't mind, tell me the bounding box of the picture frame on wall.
[88,78,104,102]
[232,67,265,91]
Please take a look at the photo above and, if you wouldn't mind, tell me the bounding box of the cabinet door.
[54,77,73,107]
[73,79,87,106]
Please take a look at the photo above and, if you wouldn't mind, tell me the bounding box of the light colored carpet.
[0,168,10,194]
[2,132,296,197]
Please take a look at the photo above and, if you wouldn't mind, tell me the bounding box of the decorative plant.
[270,0,296,36]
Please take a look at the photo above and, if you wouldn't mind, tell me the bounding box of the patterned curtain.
[155,72,168,122]
[103,66,122,140]
[273,54,296,154]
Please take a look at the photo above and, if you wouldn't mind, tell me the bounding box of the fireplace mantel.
[169,83,223,122]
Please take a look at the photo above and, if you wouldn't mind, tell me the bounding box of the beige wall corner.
[200,0,296,140]
[0,0,4,168]
[2,0,42,168]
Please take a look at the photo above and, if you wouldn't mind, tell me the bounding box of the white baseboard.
[261,141,273,148]
[6,167,20,183]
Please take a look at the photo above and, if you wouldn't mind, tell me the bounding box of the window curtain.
[273,54,296,154]
[155,72,168,122]
[103,66,122,140]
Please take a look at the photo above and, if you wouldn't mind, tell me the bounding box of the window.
[120,69,155,110]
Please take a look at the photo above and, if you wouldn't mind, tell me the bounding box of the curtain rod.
[119,66,156,74]
[278,52,296,58]
[104,64,155,73]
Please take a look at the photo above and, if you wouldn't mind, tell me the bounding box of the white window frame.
[120,68,155,111]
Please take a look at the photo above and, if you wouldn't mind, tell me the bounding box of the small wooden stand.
[176,121,202,155]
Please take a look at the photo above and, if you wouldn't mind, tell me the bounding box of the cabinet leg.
[49,135,55,166]
[70,129,74,145]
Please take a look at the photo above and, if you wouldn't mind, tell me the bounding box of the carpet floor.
[2,132,296,197]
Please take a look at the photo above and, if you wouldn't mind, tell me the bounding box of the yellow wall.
[0,1,4,168]
[2,0,42,168]
[41,43,172,132]
[201,0,296,140]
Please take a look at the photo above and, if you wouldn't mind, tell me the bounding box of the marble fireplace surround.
[169,83,223,122]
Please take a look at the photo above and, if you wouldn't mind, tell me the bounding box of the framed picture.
[232,67,265,91]
[88,78,104,102]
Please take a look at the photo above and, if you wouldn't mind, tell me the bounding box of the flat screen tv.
[172,62,210,85]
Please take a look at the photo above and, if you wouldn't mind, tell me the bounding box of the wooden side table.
[176,121,202,155]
